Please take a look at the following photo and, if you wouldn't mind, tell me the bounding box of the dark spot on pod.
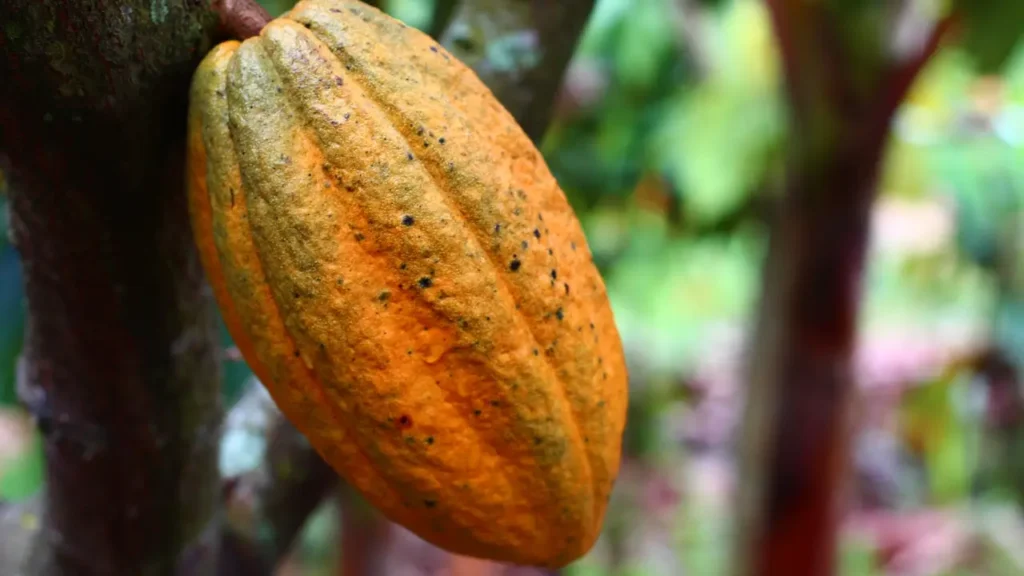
[517,189,527,200]
[418,277,433,288]
[590,322,596,329]
[334,76,343,86]
[551,269,557,280]
[509,257,521,272]
[430,45,439,52]
[603,372,608,380]
[485,316,491,321]
[330,7,341,12]
[555,308,564,321]
[473,409,482,416]
[564,283,570,294]
[336,277,344,286]
[402,215,415,226]
[354,232,364,242]
[597,400,606,407]
[494,223,502,233]
[417,126,425,136]
[292,290,300,299]
[406,152,414,161]
[533,229,541,239]
[378,291,390,302]
[400,262,407,270]
[521,240,528,250]
[490,400,500,407]
[584,436,590,444]
[513,208,522,216]
[229,188,235,207]
[439,137,446,144]
[533,349,539,356]
[345,185,355,192]
[548,248,553,255]
[534,437,542,445]
[344,112,351,120]
[538,213,544,221]
[448,162,455,171]
[407,349,413,355]
[424,500,437,508]
[398,414,413,429]
[571,242,577,251]
[426,436,434,445]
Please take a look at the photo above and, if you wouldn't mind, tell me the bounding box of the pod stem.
[214,0,273,41]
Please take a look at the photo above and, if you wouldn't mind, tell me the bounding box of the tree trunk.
[0,2,223,574]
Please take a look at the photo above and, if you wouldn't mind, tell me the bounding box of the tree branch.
[440,0,596,143]
[220,381,337,573]
[731,6,953,576]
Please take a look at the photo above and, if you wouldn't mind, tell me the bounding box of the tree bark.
[0,1,223,574]
[440,0,596,143]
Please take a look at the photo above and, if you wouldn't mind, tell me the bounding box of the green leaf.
[955,0,1024,73]
[0,426,43,502]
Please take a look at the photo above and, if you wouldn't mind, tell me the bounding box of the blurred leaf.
[955,0,1024,73]
[655,82,783,224]
[899,370,982,503]
[651,0,783,225]
[382,0,434,30]
[838,536,881,576]
[603,230,761,374]
[0,427,42,502]
[256,0,296,18]
[0,246,24,407]
[611,0,678,89]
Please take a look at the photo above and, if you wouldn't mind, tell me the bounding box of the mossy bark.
[440,0,596,144]
[0,1,222,574]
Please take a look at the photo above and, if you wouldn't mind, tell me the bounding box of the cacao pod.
[186,0,628,567]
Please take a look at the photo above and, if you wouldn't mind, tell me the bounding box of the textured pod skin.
[186,0,628,567]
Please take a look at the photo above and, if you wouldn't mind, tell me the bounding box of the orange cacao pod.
[186,0,628,567]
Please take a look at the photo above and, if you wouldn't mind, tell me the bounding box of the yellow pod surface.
[186,0,628,567]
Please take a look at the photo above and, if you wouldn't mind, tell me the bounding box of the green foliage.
[0,428,42,502]
[956,0,1024,73]
[256,0,296,17]
[899,370,984,503]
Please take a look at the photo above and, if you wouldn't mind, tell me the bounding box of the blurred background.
[2,0,1024,574]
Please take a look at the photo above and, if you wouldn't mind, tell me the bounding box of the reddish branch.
[733,5,956,576]
[213,0,272,41]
